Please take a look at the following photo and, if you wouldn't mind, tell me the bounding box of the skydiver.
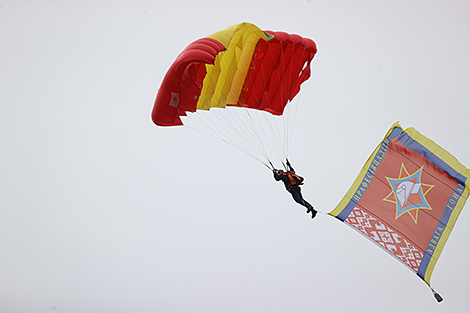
[273,159,317,219]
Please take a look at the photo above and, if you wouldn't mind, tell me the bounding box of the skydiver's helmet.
[276,169,283,174]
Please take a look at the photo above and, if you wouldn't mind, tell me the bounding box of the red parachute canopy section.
[152,22,317,126]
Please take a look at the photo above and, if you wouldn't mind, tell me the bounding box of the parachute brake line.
[282,161,288,171]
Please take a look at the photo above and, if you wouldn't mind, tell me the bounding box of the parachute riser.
[267,160,275,171]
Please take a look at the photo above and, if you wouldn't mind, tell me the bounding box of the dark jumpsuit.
[273,163,316,218]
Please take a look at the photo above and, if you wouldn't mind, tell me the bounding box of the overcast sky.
[2,1,470,312]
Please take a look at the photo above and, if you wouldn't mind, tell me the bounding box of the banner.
[330,122,470,286]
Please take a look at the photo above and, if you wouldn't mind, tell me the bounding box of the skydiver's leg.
[303,200,317,219]
[290,189,317,219]
[289,189,304,205]
[291,189,317,218]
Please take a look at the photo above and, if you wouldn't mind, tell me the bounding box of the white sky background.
[1,0,470,312]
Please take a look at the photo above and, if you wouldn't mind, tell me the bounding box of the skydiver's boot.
[304,202,317,219]
[310,208,317,219]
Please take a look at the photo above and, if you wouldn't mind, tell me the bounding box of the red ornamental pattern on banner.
[346,207,424,272]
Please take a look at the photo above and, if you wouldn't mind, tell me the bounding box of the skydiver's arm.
[274,171,291,184]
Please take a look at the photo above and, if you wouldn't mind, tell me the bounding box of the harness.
[282,171,304,187]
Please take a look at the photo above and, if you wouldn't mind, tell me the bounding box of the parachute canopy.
[330,122,470,294]
[152,22,317,126]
